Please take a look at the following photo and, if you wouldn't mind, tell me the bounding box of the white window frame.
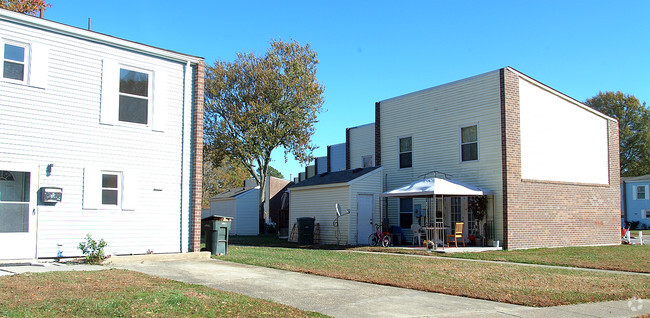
[398,197,413,228]
[634,185,648,200]
[398,136,413,169]
[460,124,479,162]
[118,65,153,126]
[100,171,122,208]
[2,41,29,84]
[362,155,373,168]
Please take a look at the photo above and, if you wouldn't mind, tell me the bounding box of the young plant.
[78,234,108,264]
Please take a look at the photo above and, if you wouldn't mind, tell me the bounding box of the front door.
[0,164,38,259]
[357,194,374,245]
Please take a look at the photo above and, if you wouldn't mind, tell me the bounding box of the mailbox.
[41,187,62,203]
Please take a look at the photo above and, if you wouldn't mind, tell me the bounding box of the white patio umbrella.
[380,177,492,250]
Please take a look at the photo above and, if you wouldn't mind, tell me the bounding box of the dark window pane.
[3,61,24,81]
[102,190,118,205]
[399,152,412,168]
[461,126,477,143]
[4,44,24,62]
[119,69,148,97]
[399,137,412,152]
[102,174,118,188]
[400,198,413,212]
[400,212,413,228]
[0,203,29,232]
[119,95,148,124]
[462,143,478,161]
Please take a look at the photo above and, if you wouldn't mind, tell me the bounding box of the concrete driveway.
[109,258,648,318]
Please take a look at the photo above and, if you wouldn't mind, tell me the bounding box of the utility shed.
[204,187,260,236]
[288,167,383,245]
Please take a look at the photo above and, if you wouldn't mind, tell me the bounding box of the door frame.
[0,162,39,259]
[356,193,374,245]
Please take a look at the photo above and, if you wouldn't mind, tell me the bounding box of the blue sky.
[47,1,649,180]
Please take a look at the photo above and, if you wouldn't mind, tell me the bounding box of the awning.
[380,177,493,197]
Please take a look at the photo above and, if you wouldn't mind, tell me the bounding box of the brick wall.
[190,60,205,252]
[501,68,621,249]
[374,102,381,167]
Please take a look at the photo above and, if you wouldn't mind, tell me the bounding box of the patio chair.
[447,222,465,248]
[411,224,426,246]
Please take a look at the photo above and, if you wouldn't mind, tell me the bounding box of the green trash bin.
[296,217,315,245]
[203,215,232,255]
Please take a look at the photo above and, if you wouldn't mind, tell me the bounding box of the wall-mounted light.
[46,164,54,176]
[41,187,62,203]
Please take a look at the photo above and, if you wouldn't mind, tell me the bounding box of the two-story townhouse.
[376,67,620,249]
[621,174,650,229]
[0,9,204,259]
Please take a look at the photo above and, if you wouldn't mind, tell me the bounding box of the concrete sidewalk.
[110,258,650,318]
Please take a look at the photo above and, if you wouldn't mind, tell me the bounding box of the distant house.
[621,174,650,229]
[289,167,383,245]
[204,187,260,236]
[376,67,620,249]
[0,9,204,259]
[204,177,292,236]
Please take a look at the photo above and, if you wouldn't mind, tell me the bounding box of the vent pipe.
[88,18,91,31]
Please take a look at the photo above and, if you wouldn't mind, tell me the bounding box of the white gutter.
[0,8,203,64]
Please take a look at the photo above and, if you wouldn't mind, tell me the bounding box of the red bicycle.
[368,224,391,247]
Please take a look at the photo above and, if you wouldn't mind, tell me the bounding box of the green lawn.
[221,245,650,307]
[441,244,650,273]
[229,234,650,273]
[0,269,326,317]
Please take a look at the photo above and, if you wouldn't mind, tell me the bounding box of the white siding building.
[289,167,383,245]
[0,9,204,259]
[204,187,260,236]
[376,67,620,249]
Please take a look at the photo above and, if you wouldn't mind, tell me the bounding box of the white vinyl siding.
[208,189,260,236]
[519,78,609,184]
[379,70,504,242]
[290,185,350,245]
[234,189,260,235]
[289,168,383,246]
[0,40,48,87]
[0,17,193,257]
[348,123,375,169]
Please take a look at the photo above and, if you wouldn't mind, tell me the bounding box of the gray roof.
[621,174,650,182]
[290,167,380,189]
[210,186,257,201]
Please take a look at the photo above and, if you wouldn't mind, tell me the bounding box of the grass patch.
[0,269,325,317]
[221,245,650,307]
[441,245,650,273]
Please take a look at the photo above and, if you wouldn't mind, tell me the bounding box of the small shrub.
[78,234,108,264]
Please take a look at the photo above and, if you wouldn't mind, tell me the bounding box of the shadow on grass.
[227,234,352,250]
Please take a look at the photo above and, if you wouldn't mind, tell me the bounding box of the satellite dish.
[335,203,342,217]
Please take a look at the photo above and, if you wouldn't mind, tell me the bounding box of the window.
[450,197,462,228]
[399,197,413,228]
[3,43,27,82]
[461,125,478,162]
[644,210,650,219]
[635,185,647,200]
[119,68,150,124]
[399,137,412,168]
[362,155,373,168]
[101,173,120,206]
